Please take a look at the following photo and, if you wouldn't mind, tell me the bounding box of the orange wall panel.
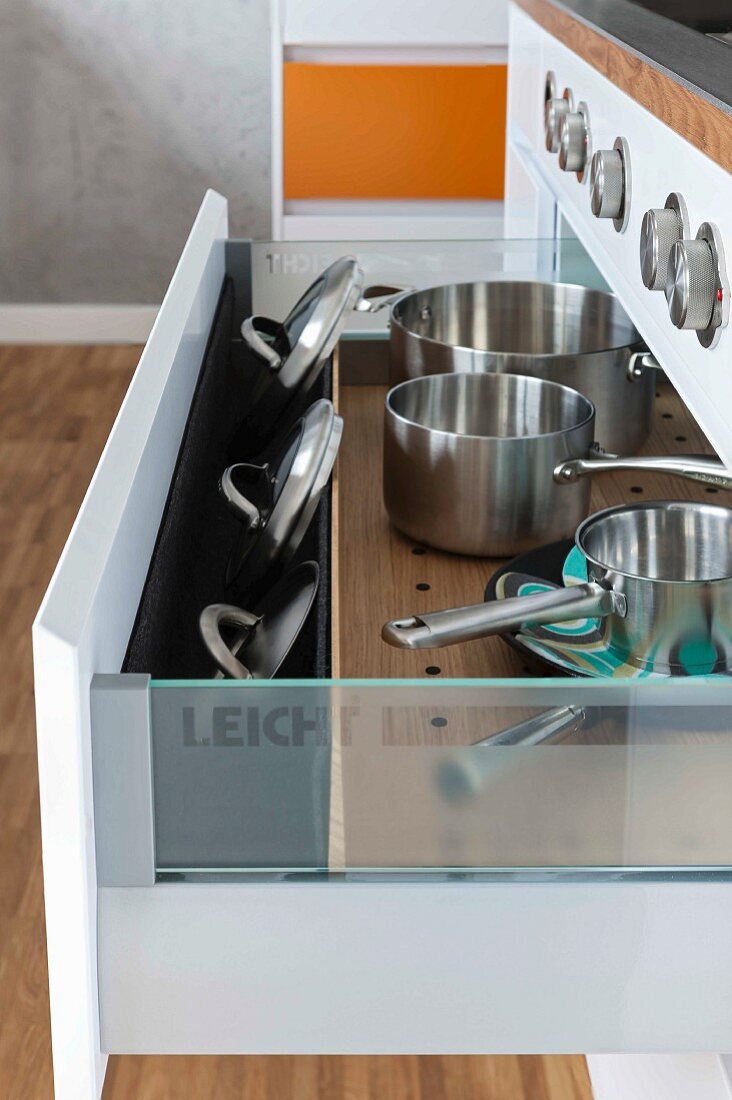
[283,64,507,200]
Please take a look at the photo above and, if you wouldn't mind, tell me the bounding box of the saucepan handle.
[241,315,284,371]
[436,706,587,801]
[199,604,261,679]
[554,451,732,490]
[354,285,413,313]
[626,349,661,381]
[472,705,587,747]
[382,581,626,650]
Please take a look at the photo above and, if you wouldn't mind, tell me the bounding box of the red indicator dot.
[717,288,724,303]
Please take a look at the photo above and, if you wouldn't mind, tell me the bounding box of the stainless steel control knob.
[589,138,630,229]
[665,239,717,331]
[558,105,590,175]
[589,150,623,217]
[640,204,685,291]
[545,97,570,152]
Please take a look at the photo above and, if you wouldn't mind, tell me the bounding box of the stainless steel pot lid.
[221,398,342,589]
[241,256,364,402]
[200,561,320,679]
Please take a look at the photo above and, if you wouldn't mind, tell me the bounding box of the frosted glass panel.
[150,679,732,878]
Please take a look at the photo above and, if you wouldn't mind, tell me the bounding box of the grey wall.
[0,0,271,303]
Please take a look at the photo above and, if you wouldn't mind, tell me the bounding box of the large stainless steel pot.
[383,501,732,675]
[383,280,658,455]
[384,373,731,557]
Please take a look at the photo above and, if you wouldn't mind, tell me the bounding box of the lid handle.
[220,462,273,532]
[355,285,413,313]
[241,315,284,371]
[199,604,261,679]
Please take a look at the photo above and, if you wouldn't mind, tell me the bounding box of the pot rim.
[391,280,646,361]
[576,500,732,586]
[386,371,596,444]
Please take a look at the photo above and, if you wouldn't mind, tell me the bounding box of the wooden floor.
[0,344,591,1099]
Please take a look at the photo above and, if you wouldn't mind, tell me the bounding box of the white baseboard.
[0,304,159,344]
[587,1054,732,1100]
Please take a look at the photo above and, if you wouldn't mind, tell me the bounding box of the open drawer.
[33,192,732,1100]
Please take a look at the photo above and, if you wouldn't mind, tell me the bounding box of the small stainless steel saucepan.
[378,280,660,455]
[383,501,732,675]
[384,372,731,557]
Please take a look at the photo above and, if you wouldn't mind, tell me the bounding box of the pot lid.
[200,561,320,679]
[221,398,342,589]
[241,256,364,402]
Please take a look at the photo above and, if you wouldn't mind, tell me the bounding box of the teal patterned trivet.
[495,544,728,679]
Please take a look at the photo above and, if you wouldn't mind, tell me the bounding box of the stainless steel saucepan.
[377,280,659,455]
[384,372,730,557]
[383,501,732,675]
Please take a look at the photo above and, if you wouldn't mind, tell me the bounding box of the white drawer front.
[33,191,229,1100]
[34,187,732,1096]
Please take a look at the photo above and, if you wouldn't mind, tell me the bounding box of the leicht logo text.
[182,705,358,747]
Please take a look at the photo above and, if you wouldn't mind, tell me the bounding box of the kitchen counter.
[516,0,732,171]
[537,0,731,114]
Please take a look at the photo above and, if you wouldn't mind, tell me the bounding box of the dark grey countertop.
[549,0,732,116]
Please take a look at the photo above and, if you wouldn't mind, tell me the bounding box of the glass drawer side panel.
[150,680,732,878]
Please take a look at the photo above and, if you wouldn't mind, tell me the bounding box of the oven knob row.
[540,73,728,349]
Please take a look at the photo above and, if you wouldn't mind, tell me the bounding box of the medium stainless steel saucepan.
[384,372,731,557]
[375,280,659,455]
[383,501,732,675]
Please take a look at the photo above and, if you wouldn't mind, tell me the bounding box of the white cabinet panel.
[98,882,732,1055]
[33,190,229,1100]
[281,0,508,47]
